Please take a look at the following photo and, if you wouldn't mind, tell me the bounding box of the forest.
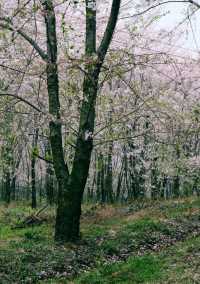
[0,0,200,283]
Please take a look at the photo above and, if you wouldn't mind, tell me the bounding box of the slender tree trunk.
[104,107,114,203]
[96,152,104,202]
[116,158,124,201]
[100,155,106,203]
[45,141,54,205]
[31,128,39,209]
[46,164,54,205]
[4,171,11,204]
[11,154,21,201]
[31,160,36,208]
[88,157,96,201]
[129,154,140,200]
[173,143,181,198]
[105,142,114,203]
[11,175,16,201]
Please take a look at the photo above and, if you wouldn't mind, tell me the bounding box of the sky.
[157,2,200,55]
[122,0,200,58]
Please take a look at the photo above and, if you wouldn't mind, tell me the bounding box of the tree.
[1,0,200,242]
[54,0,121,241]
[0,0,121,241]
[31,127,39,208]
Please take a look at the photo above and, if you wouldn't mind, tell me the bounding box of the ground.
[0,197,200,283]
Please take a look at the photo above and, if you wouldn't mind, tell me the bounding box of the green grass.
[73,236,200,284]
[75,255,163,284]
[155,198,200,218]
[0,197,199,283]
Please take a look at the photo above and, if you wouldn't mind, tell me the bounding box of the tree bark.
[45,140,55,205]
[31,128,39,209]
[42,0,121,242]
[4,172,11,204]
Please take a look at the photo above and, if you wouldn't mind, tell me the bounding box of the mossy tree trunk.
[41,0,121,242]
[54,0,99,240]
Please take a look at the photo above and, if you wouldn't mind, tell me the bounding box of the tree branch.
[120,0,200,19]
[94,129,153,147]
[34,153,53,164]
[97,0,121,63]
[0,93,43,113]
[0,17,48,61]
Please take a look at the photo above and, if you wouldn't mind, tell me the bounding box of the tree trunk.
[55,66,100,240]
[11,175,16,201]
[31,128,38,209]
[105,142,114,203]
[173,143,181,198]
[4,171,11,204]
[116,159,124,201]
[42,0,121,242]
[45,141,54,205]
[104,107,114,203]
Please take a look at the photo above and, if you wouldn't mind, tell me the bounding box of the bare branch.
[0,17,48,61]
[34,153,53,164]
[120,0,200,19]
[97,0,121,63]
[0,93,43,113]
[94,129,153,147]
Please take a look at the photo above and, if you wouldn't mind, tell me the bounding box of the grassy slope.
[0,197,200,283]
[74,236,200,284]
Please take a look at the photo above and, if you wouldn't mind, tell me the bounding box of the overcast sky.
[123,1,200,57]
[159,3,200,51]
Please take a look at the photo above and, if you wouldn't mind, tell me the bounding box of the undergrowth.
[0,197,199,283]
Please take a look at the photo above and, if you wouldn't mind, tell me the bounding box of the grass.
[73,236,200,284]
[75,255,163,284]
[0,197,199,283]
